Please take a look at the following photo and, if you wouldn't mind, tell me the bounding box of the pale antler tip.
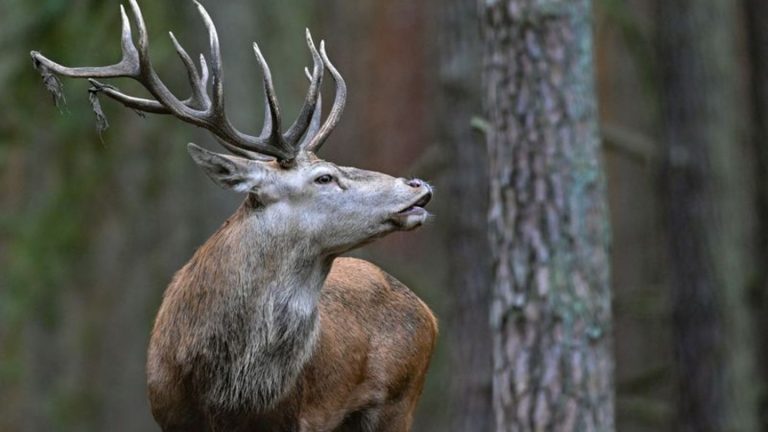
[193,0,208,15]
[306,30,319,51]
[253,42,264,58]
[29,50,49,67]
[193,0,214,27]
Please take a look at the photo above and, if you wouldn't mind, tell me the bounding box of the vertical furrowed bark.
[479,1,614,430]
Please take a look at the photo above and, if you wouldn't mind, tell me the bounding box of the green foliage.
[2,0,108,332]
[0,0,175,428]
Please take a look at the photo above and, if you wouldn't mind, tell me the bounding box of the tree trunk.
[437,0,493,431]
[657,1,760,431]
[478,1,614,430]
[745,0,768,425]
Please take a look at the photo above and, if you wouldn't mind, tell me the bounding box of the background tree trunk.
[594,1,676,429]
[437,0,493,431]
[478,1,614,430]
[744,0,768,425]
[657,1,760,431]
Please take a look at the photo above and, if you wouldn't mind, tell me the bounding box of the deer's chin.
[388,207,429,231]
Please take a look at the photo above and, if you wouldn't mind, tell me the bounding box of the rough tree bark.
[437,0,493,431]
[657,1,760,431]
[478,1,614,430]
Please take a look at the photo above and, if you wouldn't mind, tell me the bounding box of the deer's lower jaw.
[397,190,432,214]
[388,209,429,231]
[389,207,430,230]
[397,205,428,216]
[388,190,432,229]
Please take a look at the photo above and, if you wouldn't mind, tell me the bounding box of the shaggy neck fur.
[169,200,331,412]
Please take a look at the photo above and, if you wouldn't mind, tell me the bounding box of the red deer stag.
[31,1,437,430]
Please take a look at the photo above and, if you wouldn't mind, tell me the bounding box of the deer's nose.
[406,178,425,189]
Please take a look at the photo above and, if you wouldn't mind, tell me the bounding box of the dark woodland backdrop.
[1,0,767,431]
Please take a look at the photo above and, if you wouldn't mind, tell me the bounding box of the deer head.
[31,0,432,256]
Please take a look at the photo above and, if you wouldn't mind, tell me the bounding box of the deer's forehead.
[295,161,375,180]
[273,161,391,187]
[337,166,390,182]
[285,160,335,177]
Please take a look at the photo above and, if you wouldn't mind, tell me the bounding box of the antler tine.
[192,0,223,113]
[169,32,209,109]
[86,79,167,113]
[198,54,210,91]
[130,0,149,65]
[284,29,324,145]
[126,0,192,116]
[303,42,346,153]
[252,43,283,147]
[30,5,138,78]
[299,67,323,149]
[119,4,138,64]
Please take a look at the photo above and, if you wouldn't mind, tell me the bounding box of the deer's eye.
[315,174,334,185]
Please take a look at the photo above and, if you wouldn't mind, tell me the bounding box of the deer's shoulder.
[303,258,436,417]
[324,258,430,309]
[321,257,437,346]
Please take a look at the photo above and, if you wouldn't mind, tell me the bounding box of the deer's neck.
[173,203,329,411]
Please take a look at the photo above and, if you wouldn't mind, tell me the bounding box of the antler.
[30,0,347,165]
[302,44,346,153]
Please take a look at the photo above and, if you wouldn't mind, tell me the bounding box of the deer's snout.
[403,178,432,203]
[403,178,433,194]
[405,178,424,188]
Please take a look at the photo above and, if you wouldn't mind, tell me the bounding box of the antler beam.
[30,0,347,164]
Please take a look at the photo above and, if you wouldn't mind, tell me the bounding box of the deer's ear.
[187,143,271,193]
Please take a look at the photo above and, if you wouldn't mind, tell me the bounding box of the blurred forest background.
[1,0,767,431]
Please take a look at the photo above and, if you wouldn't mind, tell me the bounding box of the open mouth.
[397,191,433,216]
